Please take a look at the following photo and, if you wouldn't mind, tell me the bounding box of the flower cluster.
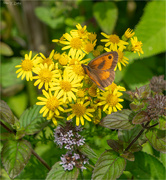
[54,122,89,171]
[15,24,143,126]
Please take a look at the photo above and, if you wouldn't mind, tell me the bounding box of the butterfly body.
[81,51,118,91]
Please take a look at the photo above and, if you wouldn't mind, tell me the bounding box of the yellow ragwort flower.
[130,36,144,56]
[71,23,89,40]
[101,32,128,51]
[33,63,60,90]
[15,51,40,81]
[66,100,95,126]
[83,40,97,54]
[40,50,55,66]
[123,28,135,40]
[97,85,124,114]
[51,69,82,103]
[68,52,90,65]
[36,90,64,120]
[60,33,84,57]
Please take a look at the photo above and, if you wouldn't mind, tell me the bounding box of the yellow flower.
[33,63,60,90]
[53,52,61,61]
[71,23,89,40]
[130,36,144,56]
[97,85,124,114]
[58,52,69,66]
[105,47,129,71]
[76,89,85,98]
[60,33,84,57]
[101,32,128,51]
[123,28,135,40]
[15,51,39,81]
[51,70,82,103]
[68,53,90,65]
[83,40,97,54]
[40,50,55,66]
[65,65,85,81]
[36,90,64,120]
[88,32,97,42]
[66,100,95,126]
[88,84,98,97]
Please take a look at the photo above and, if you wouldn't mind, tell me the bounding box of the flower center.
[70,37,82,49]
[60,81,72,92]
[69,58,79,65]
[84,42,94,53]
[46,97,59,111]
[88,33,97,41]
[72,65,85,76]
[38,69,53,82]
[21,59,33,71]
[42,58,53,66]
[106,94,119,106]
[109,34,120,44]
[72,103,86,117]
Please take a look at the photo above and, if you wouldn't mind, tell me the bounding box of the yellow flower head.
[60,33,84,57]
[68,53,90,65]
[15,51,40,81]
[58,52,69,66]
[36,90,64,120]
[51,69,82,103]
[83,40,97,54]
[88,32,97,42]
[40,50,55,67]
[97,84,125,114]
[101,32,128,51]
[33,63,60,90]
[66,99,95,126]
[130,36,144,56]
[123,28,135,40]
[71,23,89,40]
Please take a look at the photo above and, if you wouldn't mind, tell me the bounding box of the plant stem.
[125,121,150,152]
[0,121,51,171]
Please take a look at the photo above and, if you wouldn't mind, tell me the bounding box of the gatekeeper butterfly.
[81,51,118,91]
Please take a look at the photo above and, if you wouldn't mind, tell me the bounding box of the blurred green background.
[0,0,165,179]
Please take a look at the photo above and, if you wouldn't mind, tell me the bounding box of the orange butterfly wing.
[82,51,118,90]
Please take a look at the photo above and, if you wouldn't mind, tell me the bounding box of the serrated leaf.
[93,2,118,34]
[46,162,79,180]
[107,139,123,153]
[146,128,166,153]
[126,151,166,179]
[130,102,145,112]
[100,109,134,130]
[132,111,148,124]
[79,144,98,163]
[0,42,13,56]
[1,140,32,179]
[92,150,126,180]
[159,116,166,130]
[0,100,15,125]
[19,105,49,135]
[125,1,166,61]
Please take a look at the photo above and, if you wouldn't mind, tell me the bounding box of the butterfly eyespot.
[108,55,112,59]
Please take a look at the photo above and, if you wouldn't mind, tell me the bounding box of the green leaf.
[79,144,98,163]
[146,128,166,153]
[107,139,123,153]
[126,151,166,179]
[1,57,23,88]
[125,1,166,61]
[123,61,153,90]
[100,109,134,130]
[0,42,13,56]
[0,133,15,141]
[121,151,135,162]
[35,7,64,29]
[159,116,166,130]
[93,2,118,34]
[0,100,15,125]
[92,150,126,180]
[1,140,32,179]
[46,162,79,180]
[19,105,49,135]
[132,111,148,124]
